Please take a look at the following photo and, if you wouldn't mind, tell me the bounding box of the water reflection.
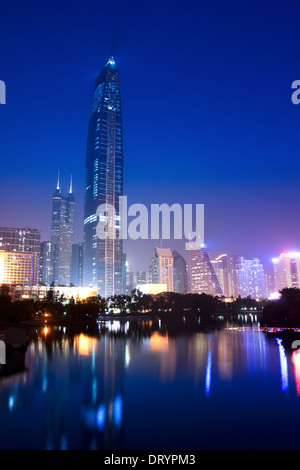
[292,349,300,396]
[205,349,212,397]
[275,338,289,392]
[1,319,300,449]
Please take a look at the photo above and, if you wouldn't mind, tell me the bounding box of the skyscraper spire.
[56,170,60,191]
[110,32,119,58]
[69,174,73,194]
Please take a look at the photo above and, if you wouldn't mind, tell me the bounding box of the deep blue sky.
[0,0,299,272]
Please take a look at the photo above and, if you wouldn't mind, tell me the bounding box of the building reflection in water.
[292,349,300,396]
[149,332,177,380]
[205,349,212,397]
[275,338,288,392]
[1,320,300,449]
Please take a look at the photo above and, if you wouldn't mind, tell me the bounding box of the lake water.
[1,317,300,450]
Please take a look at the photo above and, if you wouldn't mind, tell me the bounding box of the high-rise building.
[272,252,300,292]
[136,270,147,285]
[152,247,174,292]
[265,271,274,298]
[236,257,266,299]
[189,244,223,296]
[126,269,134,296]
[227,255,240,297]
[212,254,230,297]
[38,241,55,286]
[71,243,84,287]
[147,265,152,284]
[122,253,127,295]
[0,251,38,286]
[0,227,41,284]
[172,250,188,294]
[227,256,266,299]
[51,174,75,286]
[0,227,41,254]
[83,56,123,297]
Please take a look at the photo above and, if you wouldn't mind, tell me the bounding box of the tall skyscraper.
[212,254,230,297]
[122,253,127,295]
[272,252,300,292]
[227,255,240,298]
[38,241,55,286]
[51,174,75,286]
[189,243,223,296]
[172,250,188,294]
[71,243,83,287]
[83,56,123,297]
[265,271,274,298]
[152,247,174,292]
[227,255,266,299]
[236,257,266,299]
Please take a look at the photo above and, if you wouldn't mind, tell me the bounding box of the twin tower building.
[49,57,123,297]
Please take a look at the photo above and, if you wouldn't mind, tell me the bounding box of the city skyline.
[1,0,300,274]
[1,1,300,453]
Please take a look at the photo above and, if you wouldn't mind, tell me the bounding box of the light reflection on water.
[1,319,300,449]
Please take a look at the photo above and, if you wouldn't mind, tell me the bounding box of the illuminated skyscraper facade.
[152,247,174,292]
[51,176,75,286]
[71,243,83,287]
[212,254,230,297]
[272,252,300,292]
[227,255,266,299]
[0,251,38,286]
[236,257,266,299]
[189,244,223,296]
[83,57,123,297]
[0,227,41,285]
[38,241,55,286]
[173,250,188,294]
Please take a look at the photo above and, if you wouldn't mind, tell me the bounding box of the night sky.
[1,0,300,272]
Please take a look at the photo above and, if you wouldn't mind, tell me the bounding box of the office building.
[51,174,75,286]
[172,250,188,294]
[71,243,84,287]
[83,56,123,297]
[189,244,223,296]
[136,270,147,285]
[227,256,266,299]
[236,257,266,299]
[38,241,55,286]
[152,247,174,292]
[272,252,300,292]
[0,251,38,286]
[212,254,230,297]
[0,227,41,285]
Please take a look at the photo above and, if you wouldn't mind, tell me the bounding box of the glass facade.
[51,180,75,286]
[189,244,223,296]
[38,241,55,286]
[172,250,188,294]
[71,243,83,287]
[151,247,174,292]
[83,57,123,297]
[273,252,300,292]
